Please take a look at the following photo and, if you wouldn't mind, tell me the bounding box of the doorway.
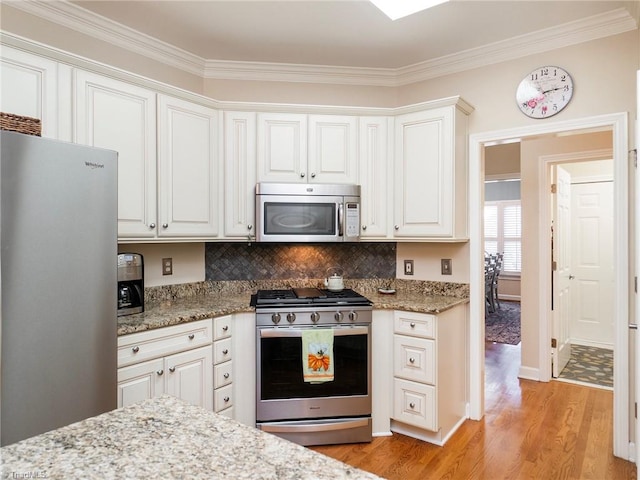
[549,158,615,389]
[469,112,629,460]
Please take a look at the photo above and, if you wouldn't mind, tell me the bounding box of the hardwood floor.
[311,342,637,479]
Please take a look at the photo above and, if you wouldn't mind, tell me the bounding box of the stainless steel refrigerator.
[1,130,118,446]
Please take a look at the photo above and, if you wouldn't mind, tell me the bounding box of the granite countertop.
[118,283,469,336]
[0,395,382,480]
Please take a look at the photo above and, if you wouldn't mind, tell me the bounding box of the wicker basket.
[0,112,42,136]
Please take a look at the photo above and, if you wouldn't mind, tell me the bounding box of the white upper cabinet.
[157,95,219,238]
[0,46,61,139]
[308,114,358,184]
[257,113,359,184]
[359,116,392,239]
[393,103,469,240]
[224,111,257,239]
[257,113,307,183]
[74,70,157,238]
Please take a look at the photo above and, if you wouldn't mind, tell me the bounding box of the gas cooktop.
[251,288,371,307]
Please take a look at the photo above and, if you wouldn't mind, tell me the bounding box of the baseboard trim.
[518,366,540,381]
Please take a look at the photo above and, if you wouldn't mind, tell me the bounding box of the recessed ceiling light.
[369,0,449,20]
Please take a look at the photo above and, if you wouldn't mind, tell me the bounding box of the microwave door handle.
[338,203,344,237]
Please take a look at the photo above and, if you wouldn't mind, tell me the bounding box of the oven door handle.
[260,418,369,434]
[259,326,369,338]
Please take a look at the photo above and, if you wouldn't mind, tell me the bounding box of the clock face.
[516,66,573,119]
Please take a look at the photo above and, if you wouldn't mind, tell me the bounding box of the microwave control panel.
[345,203,360,237]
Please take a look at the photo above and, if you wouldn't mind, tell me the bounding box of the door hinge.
[635,402,637,419]
[552,261,557,271]
[635,276,638,294]
[551,183,557,194]
[632,149,637,168]
[551,338,557,348]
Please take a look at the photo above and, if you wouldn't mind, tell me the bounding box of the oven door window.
[264,202,336,236]
[259,329,368,400]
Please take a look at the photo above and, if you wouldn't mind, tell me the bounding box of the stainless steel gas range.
[252,287,373,446]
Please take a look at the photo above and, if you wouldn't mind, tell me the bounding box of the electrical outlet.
[162,257,173,276]
[404,259,414,276]
[441,258,452,275]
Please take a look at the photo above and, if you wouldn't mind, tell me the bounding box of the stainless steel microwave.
[255,183,361,243]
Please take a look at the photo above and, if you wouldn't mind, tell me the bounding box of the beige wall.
[485,143,521,178]
[396,243,469,283]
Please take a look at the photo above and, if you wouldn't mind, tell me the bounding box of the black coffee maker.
[117,253,144,316]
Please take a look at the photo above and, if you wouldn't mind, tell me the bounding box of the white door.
[256,113,307,183]
[570,181,614,347]
[308,115,358,184]
[117,358,164,408]
[552,165,572,377]
[635,68,639,474]
[74,70,157,238]
[165,346,213,410]
[157,95,219,238]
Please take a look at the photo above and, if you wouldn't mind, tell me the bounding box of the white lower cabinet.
[390,305,467,445]
[213,316,233,413]
[117,319,213,410]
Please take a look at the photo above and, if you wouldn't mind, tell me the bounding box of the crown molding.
[6,1,637,87]
[7,0,206,77]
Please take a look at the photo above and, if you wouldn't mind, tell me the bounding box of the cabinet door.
[359,116,392,238]
[117,358,164,408]
[394,335,436,385]
[74,70,157,238]
[165,345,213,410]
[257,113,307,183]
[308,115,358,184]
[157,95,219,237]
[224,111,257,238]
[394,108,454,237]
[1,46,58,138]
[393,378,437,431]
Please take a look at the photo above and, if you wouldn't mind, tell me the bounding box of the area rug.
[557,344,613,389]
[485,301,521,345]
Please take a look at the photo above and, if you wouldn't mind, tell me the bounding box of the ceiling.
[68,0,635,69]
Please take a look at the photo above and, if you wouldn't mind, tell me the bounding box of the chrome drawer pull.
[409,402,416,409]
[223,373,230,379]
[224,396,230,402]
[222,325,229,332]
[409,357,415,364]
[169,366,176,373]
[156,370,164,376]
[132,346,140,353]
[188,334,195,340]
[222,349,229,355]
[410,322,416,328]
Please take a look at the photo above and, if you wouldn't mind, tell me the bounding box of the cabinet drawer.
[213,337,232,365]
[214,384,233,412]
[118,319,213,367]
[393,378,436,431]
[394,311,435,339]
[213,315,232,340]
[214,360,233,388]
[394,335,435,385]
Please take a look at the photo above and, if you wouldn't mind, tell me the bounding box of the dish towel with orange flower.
[302,328,334,383]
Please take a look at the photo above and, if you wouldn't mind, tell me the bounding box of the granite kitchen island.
[1,395,382,480]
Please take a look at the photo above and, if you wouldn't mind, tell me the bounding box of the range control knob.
[271,313,281,325]
[334,311,344,322]
[348,311,358,322]
[286,312,296,324]
[310,312,320,323]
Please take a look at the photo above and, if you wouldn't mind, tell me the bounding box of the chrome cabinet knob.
[394,225,400,230]
[300,172,306,178]
[348,311,358,322]
[169,366,176,373]
[149,223,156,229]
[222,349,229,355]
[132,346,140,353]
[223,373,230,379]
[157,369,164,376]
[223,396,230,403]
[162,223,168,229]
[334,311,344,322]
[311,172,316,178]
[222,325,229,331]
[409,357,415,364]
[247,224,253,230]
[409,402,416,409]
[188,334,195,340]
[310,312,320,323]
[286,313,296,323]
[362,225,367,231]
[410,322,416,328]
[271,313,281,324]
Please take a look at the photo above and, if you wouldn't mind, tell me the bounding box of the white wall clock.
[516,66,573,119]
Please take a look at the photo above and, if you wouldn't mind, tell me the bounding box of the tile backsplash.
[205,242,396,281]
